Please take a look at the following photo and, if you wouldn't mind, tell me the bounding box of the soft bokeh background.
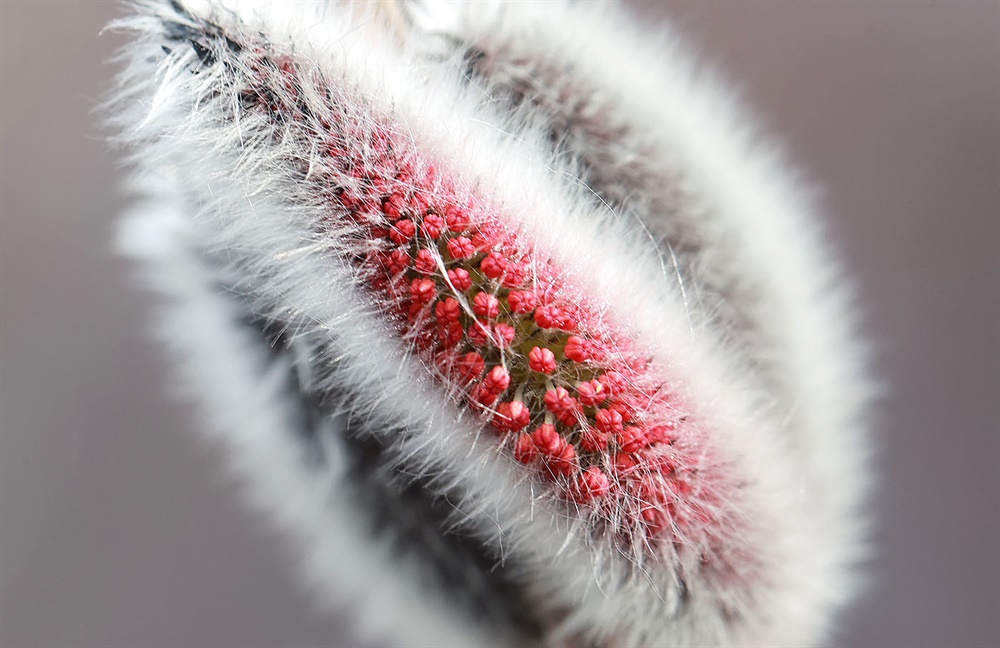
[1,1,997,646]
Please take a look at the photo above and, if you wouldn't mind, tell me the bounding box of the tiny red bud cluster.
[507,290,536,314]
[274,90,709,545]
[595,408,624,434]
[577,379,606,406]
[483,366,511,393]
[410,277,436,303]
[473,292,500,318]
[573,467,611,503]
[564,335,592,362]
[528,346,557,374]
[493,401,531,432]
[480,252,507,279]
[435,297,460,322]
[447,268,472,291]
[389,218,416,244]
[447,236,475,260]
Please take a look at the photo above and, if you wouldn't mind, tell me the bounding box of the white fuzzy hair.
[117,187,498,647]
[413,0,875,642]
[107,1,872,646]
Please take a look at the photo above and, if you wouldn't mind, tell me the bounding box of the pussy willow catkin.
[107,2,872,646]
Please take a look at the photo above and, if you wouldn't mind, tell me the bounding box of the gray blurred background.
[1,1,997,646]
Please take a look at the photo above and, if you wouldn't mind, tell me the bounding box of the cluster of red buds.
[109,2,876,644]
[238,52,701,540]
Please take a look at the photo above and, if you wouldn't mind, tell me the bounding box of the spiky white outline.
[117,187,497,647]
[412,1,874,643]
[107,1,872,646]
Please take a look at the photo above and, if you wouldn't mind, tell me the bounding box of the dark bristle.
[241,312,548,645]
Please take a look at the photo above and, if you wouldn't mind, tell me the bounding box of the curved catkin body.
[426,1,869,460]
[107,1,871,647]
[431,6,761,381]
[415,0,874,640]
[117,192,509,648]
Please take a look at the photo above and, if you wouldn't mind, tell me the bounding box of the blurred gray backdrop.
[1,1,997,646]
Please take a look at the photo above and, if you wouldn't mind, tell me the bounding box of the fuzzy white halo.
[107,1,872,646]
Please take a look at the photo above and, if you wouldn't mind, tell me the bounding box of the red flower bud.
[438,321,464,347]
[499,261,527,289]
[493,323,516,347]
[340,189,361,209]
[422,214,445,239]
[480,252,508,280]
[534,305,561,329]
[444,203,470,232]
[468,321,490,347]
[544,387,572,414]
[532,424,563,455]
[493,401,531,432]
[544,387,582,426]
[483,365,511,394]
[607,398,636,423]
[577,379,607,406]
[546,444,578,478]
[617,426,650,453]
[455,352,485,382]
[528,346,557,374]
[595,408,624,435]
[406,300,425,322]
[507,290,537,314]
[435,297,460,322]
[646,423,676,446]
[383,191,406,220]
[446,236,475,260]
[386,248,410,275]
[389,218,416,244]
[612,452,639,477]
[573,466,611,503]
[564,335,590,362]
[471,382,499,407]
[447,268,472,291]
[410,277,436,303]
[412,190,433,217]
[471,226,500,252]
[473,291,500,318]
[579,426,609,453]
[598,370,628,396]
[415,248,437,274]
[513,433,538,464]
[556,306,580,332]
[641,507,669,536]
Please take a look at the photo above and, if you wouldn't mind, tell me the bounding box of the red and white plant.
[108,1,872,646]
